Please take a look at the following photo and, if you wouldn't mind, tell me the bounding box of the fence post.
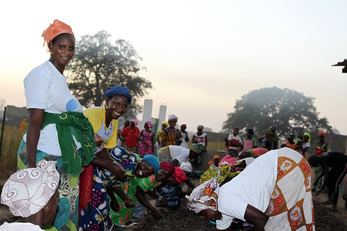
[0,106,7,158]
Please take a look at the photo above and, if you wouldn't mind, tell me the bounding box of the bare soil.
[1,195,346,230]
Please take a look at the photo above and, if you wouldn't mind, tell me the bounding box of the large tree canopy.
[67,31,152,112]
[223,87,331,137]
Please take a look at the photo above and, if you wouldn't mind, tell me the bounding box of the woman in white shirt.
[17,19,96,230]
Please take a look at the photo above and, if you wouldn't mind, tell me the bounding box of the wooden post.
[0,106,7,158]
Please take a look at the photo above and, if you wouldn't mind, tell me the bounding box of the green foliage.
[67,31,152,114]
[223,87,331,137]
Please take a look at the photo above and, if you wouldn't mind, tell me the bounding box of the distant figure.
[121,119,140,152]
[242,128,257,151]
[226,127,243,157]
[283,134,297,150]
[162,114,182,146]
[314,131,329,156]
[312,131,329,193]
[156,121,169,149]
[118,120,130,145]
[301,132,311,158]
[263,126,278,150]
[180,124,190,148]
[192,125,208,149]
[308,152,347,210]
[138,121,155,156]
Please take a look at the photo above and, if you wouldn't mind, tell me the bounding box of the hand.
[110,198,120,212]
[94,134,104,147]
[124,197,134,208]
[110,162,127,181]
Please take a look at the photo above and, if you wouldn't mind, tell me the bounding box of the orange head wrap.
[42,19,74,46]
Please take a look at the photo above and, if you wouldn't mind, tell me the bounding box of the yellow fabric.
[83,107,118,149]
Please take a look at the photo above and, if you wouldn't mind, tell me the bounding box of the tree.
[67,31,152,112]
[222,87,331,137]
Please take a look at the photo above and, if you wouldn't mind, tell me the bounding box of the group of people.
[0,19,207,231]
[0,19,181,230]
[0,18,346,231]
[187,146,315,230]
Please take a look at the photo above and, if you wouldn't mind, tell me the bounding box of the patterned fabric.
[17,141,80,231]
[138,130,154,156]
[79,166,114,231]
[110,175,156,225]
[164,128,181,146]
[265,151,315,230]
[186,178,219,213]
[200,165,238,184]
[42,111,96,176]
[1,160,59,218]
[108,150,156,225]
[157,183,181,209]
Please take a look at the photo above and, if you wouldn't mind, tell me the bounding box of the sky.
[1,0,347,134]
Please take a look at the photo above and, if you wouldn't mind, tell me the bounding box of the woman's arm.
[244,204,269,231]
[135,186,162,219]
[92,149,126,180]
[26,109,44,167]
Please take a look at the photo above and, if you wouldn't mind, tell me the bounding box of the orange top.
[42,19,74,46]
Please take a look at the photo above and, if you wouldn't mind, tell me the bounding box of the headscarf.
[219,155,237,166]
[160,161,175,175]
[174,167,187,184]
[161,121,169,127]
[1,160,60,217]
[213,155,220,160]
[42,19,74,46]
[142,155,160,174]
[168,114,178,121]
[145,121,153,128]
[303,131,311,142]
[197,125,204,130]
[104,86,132,104]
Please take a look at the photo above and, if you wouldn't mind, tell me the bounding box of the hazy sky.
[1,0,347,134]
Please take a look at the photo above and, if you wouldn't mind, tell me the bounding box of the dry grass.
[0,126,24,181]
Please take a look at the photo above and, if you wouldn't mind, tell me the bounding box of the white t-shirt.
[23,61,83,156]
[192,132,207,147]
[216,150,278,230]
[168,145,190,164]
[0,222,43,231]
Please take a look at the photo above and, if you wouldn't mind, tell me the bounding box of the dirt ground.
[1,194,346,230]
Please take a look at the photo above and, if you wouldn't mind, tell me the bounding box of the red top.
[121,126,140,147]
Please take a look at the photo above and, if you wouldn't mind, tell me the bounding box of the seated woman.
[108,148,162,226]
[0,160,59,230]
[196,147,314,230]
